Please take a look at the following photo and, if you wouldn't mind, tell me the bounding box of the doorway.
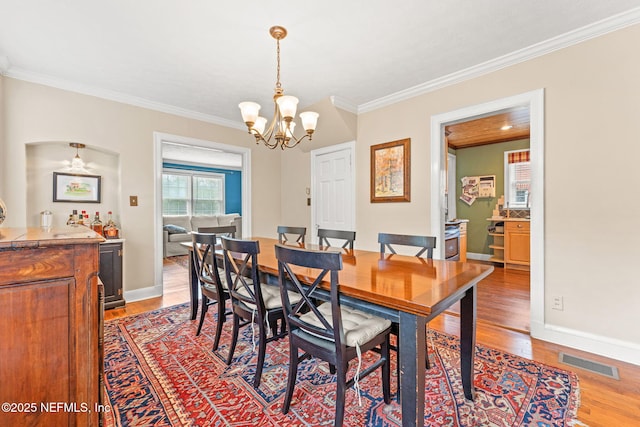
[153,132,252,294]
[430,89,545,337]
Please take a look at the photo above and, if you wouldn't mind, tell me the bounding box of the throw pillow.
[164,224,187,234]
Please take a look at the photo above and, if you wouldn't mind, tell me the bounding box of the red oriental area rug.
[103,303,580,426]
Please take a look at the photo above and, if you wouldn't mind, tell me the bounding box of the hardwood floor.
[447,261,530,333]
[104,256,640,427]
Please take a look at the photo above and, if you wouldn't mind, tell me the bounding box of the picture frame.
[370,138,411,203]
[53,172,102,203]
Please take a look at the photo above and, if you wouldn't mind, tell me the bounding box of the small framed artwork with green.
[53,172,102,203]
[370,138,411,203]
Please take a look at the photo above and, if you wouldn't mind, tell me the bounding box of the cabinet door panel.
[0,278,73,427]
[506,230,530,264]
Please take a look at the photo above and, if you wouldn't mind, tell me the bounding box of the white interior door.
[311,142,355,243]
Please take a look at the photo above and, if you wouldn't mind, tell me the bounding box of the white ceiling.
[2,1,640,130]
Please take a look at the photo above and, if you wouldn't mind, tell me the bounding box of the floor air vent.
[559,352,619,379]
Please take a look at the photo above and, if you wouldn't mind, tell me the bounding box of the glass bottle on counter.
[103,211,120,239]
[91,211,103,236]
[66,214,76,225]
[72,209,79,224]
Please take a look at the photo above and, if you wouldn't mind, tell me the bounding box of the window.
[162,172,225,216]
[504,149,531,209]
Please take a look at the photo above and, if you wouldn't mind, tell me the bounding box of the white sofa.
[162,214,242,257]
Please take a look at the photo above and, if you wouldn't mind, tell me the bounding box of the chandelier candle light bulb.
[239,25,318,149]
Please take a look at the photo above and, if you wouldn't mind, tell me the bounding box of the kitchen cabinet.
[487,219,530,269]
[0,227,103,427]
[505,220,530,267]
[100,239,125,309]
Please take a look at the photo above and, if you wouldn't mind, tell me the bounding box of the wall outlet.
[129,195,138,206]
[552,295,564,311]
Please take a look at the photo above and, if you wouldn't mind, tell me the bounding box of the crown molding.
[330,96,358,114]
[4,67,246,130]
[359,7,640,114]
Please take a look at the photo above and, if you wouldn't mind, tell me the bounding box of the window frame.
[162,169,225,216]
[503,149,531,209]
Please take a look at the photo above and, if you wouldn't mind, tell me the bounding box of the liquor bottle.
[78,210,86,226]
[91,211,104,236]
[66,214,75,226]
[103,211,120,239]
[72,209,79,224]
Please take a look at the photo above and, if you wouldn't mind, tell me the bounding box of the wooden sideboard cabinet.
[100,240,125,309]
[0,227,104,427]
[505,220,530,268]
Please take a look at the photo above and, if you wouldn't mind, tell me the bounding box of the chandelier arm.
[281,133,312,149]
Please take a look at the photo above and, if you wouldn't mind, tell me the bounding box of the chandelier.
[239,26,319,149]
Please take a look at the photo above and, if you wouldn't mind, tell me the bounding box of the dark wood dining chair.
[277,225,306,244]
[378,232,436,258]
[317,228,356,249]
[191,231,231,352]
[198,225,236,238]
[221,237,290,388]
[275,244,391,426]
[378,232,437,375]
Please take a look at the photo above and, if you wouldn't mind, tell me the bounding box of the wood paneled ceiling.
[445,108,530,149]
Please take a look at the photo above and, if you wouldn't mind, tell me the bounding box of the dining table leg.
[460,285,477,401]
[398,311,427,427]
[188,250,198,320]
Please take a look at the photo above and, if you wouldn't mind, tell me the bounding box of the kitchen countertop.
[445,219,469,226]
[487,217,530,222]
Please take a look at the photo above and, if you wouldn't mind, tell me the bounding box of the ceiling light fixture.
[69,142,86,171]
[239,26,319,150]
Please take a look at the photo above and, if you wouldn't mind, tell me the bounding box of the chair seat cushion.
[236,282,301,310]
[202,268,230,291]
[299,303,391,347]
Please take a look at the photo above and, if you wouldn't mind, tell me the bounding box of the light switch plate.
[129,195,138,206]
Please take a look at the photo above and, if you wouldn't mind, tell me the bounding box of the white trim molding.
[360,7,640,114]
[536,322,640,366]
[430,88,545,344]
[153,132,252,293]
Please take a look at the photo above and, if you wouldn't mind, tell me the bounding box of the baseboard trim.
[531,320,640,366]
[467,252,491,261]
[123,285,163,304]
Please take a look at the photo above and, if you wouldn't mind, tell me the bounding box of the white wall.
[281,23,640,364]
[2,78,282,295]
[25,142,120,227]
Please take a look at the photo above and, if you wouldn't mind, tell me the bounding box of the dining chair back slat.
[198,225,236,238]
[317,228,356,249]
[277,225,306,244]
[378,232,436,258]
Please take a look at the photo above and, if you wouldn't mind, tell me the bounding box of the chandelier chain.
[276,38,281,90]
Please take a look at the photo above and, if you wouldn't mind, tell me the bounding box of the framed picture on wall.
[370,138,411,203]
[53,172,102,203]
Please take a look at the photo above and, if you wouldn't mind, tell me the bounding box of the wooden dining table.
[183,236,493,427]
